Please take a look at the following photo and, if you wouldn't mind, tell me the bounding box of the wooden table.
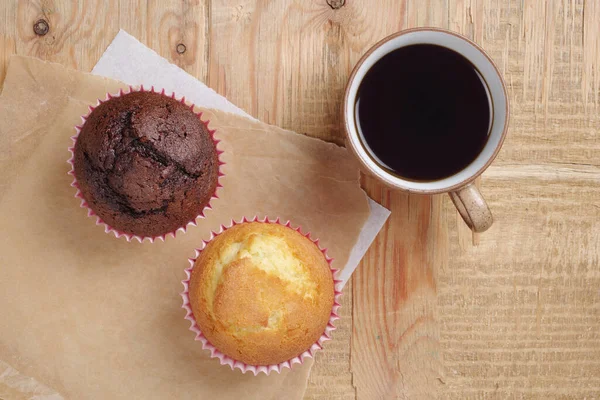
[2,1,599,398]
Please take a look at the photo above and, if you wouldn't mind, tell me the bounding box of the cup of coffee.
[343,28,509,233]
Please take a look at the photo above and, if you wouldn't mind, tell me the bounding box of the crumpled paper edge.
[0,360,64,400]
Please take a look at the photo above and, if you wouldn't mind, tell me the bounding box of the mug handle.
[448,183,493,233]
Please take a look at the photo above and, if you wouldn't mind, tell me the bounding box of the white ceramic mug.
[343,28,509,233]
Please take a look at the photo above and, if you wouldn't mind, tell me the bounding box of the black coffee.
[355,44,491,181]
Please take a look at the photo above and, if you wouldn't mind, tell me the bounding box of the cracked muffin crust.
[188,222,335,366]
[73,91,219,238]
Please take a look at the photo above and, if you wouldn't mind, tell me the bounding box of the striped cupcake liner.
[67,85,225,243]
[180,216,343,375]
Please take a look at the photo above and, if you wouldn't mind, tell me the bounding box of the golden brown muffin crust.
[189,222,335,366]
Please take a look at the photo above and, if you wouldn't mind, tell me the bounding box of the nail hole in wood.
[176,43,187,54]
[33,19,50,36]
[327,0,345,9]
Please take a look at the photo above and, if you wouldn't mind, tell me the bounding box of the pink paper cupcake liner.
[67,85,225,243]
[180,216,343,375]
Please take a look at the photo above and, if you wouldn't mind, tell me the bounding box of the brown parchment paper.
[0,56,370,400]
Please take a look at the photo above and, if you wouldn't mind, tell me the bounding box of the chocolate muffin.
[73,90,219,238]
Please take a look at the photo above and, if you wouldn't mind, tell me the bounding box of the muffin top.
[73,91,219,238]
[189,222,335,366]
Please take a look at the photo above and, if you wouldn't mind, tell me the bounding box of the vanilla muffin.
[188,221,335,366]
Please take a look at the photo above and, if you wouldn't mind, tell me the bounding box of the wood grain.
[208,0,409,144]
[1,0,207,80]
[1,1,600,399]
[351,180,446,400]
[347,3,448,399]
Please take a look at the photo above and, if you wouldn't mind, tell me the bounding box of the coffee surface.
[355,44,491,181]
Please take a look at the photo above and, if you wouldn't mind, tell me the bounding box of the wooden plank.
[350,3,449,398]
[0,34,15,86]
[440,0,600,398]
[352,180,446,399]
[0,1,207,80]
